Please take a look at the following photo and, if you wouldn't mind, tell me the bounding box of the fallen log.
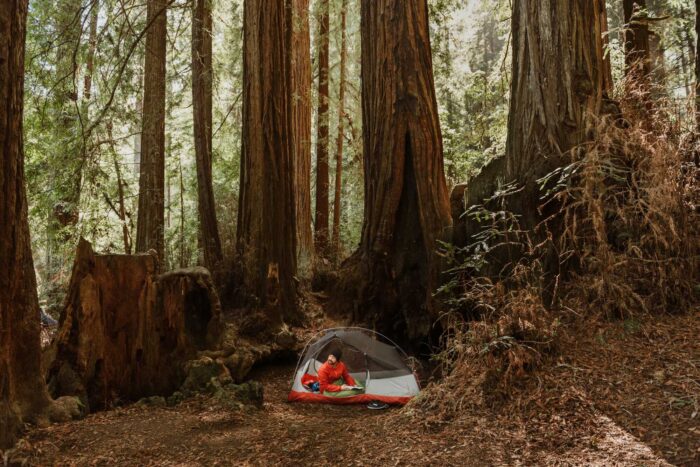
[47,239,222,410]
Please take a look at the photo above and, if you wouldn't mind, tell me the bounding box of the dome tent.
[288,327,420,405]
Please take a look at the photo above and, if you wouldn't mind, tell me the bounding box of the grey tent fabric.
[295,328,415,380]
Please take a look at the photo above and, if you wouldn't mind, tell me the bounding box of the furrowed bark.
[332,0,348,260]
[0,0,54,447]
[48,240,222,411]
[136,0,167,265]
[192,0,223,273]
[502,0,609,241]
[237,0,299,324]
[623,0,651,80]
[337,0,452,344]
[314,0,330,256]
[288,0,314,275]
[696,0,700,131]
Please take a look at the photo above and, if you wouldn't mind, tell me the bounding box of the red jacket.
[317,361,357,392]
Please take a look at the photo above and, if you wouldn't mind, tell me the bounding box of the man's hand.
[340,384,352,391]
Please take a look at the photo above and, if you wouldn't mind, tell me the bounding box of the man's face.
[327,354,338,365]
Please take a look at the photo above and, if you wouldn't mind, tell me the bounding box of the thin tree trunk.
[314,0,330,256]
[624,0,651,80]
[192,0,223,272]
[83,0,99,100]
[0,0,53,447]
[115,156,131,254]
[287,0,313,275]
[107,122,132,254]
[179,157,186,268]
[599,0,614,93]
[340,0,452,343]
[136,0,167,266]
[238,0,298,324]
[679,17,691,97]
[332,0,348,259]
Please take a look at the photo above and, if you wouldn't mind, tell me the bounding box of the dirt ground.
[7,312,699,466]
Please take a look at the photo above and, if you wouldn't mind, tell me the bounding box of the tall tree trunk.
[332,0,348,260]
[679,14,691,97]
[237,0,298,323]
[0,0,53,447]
[192,0,223,272]
[696,0,700,131]
[179,156,186,268]
[287,0,313,275]
[314,0,330,256]
[136,0,167,266]
[500,0,609,272]
[83,0,99,101]
[340,0,452,344]
[623,0,651,80]
[599,0,614,93]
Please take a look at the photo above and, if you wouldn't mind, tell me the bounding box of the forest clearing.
[1,0,699,466]
[9,311,700,466]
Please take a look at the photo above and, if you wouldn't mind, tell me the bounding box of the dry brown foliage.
[551,92,699,317]
[414,87,699,423]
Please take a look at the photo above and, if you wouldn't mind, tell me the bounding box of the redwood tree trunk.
[623,0,651,80]
[497,0,609,273]
[136,0,167,265]
[696,0,700,130]
[288,0,314,275]
[342,0,452,343]
[332,0,348,259]
[314,0,330,255]
[237,0,298,323]
[83,0,99,101]
[600,0,614,93]
[192,0,223,272]
[0,0,53,447]
[506,0,609,184]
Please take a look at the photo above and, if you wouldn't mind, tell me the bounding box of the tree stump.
[47,239,221,410]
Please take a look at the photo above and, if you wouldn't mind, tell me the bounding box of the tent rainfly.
[288,328,420,405]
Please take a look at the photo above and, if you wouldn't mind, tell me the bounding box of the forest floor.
[9,311,699,466]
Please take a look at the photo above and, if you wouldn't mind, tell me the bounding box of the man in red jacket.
[317,348,357,393]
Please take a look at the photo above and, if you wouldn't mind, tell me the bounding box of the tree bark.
[332,0,348,260]
[623,0,651,80]
[506,0,609,185]
[696,0,700,131]
[0,0,53,447]
[83,0,99,101]
[599,0,614,94]
[237,0,298,323]
[339,0,452,344]
[136,0,167,265]
[287,0,314,275]
[192,0,223,273]
[314,0,330,256]
[489,0,609,277]
[48,240,222,411]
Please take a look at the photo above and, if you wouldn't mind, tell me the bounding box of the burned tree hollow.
[336,0,452,347]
